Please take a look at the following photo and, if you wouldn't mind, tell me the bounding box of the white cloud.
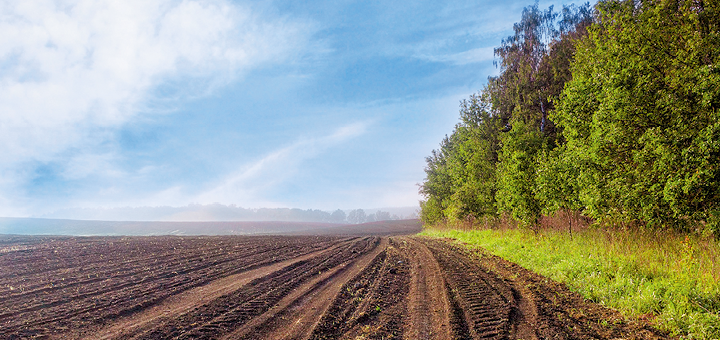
[195,122,369,206]
[0,0,311,176]
[0,0,313,214]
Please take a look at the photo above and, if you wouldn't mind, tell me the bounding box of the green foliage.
[421,0,720,235]
[554,0,720,231]
[488,3,590,230]
[534,143,584,229]
[496,119,544,229]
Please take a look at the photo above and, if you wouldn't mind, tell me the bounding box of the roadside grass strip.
[421,227,720,339]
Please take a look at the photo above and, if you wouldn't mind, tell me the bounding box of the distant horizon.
[24,203,419,222]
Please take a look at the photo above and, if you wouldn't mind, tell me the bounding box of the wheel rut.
[222,238,389,340]
[400,236,453,340]
[131,237,380,339]
[416,237,518,340]
[309,237,411,340]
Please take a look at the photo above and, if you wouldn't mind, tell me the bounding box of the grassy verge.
[421,226,720,339]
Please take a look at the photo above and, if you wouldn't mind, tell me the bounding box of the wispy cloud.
[194,122,370,206]
[0,0,314,213]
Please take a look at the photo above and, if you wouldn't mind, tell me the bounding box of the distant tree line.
[420,0,720,235]
[44,204,406,223]
[345,209,396,224]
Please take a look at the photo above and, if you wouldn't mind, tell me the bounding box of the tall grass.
[421,223,720,339]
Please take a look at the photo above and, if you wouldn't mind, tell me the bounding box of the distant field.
[0,220,667,339]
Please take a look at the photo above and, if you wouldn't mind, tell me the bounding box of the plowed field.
[0,222,669,339]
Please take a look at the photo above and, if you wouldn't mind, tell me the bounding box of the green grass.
[421,226,720,339]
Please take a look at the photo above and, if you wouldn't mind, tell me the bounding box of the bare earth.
[0,220,669,339]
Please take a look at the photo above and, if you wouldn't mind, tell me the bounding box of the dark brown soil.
[0,227,670,339]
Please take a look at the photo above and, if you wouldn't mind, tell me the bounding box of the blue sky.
[0,0,588,217]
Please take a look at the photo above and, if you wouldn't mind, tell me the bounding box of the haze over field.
[0,0,589,219]
[39,204,419,222]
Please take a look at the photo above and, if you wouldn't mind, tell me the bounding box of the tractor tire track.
[222,238,389,340]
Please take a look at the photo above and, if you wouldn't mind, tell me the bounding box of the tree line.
[45,204,405,224]
[420,0,720,235]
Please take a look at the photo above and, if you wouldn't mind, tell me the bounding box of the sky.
[0,0,589,217]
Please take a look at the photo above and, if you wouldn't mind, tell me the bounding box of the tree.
[375,210,392,221]
[488,2,591,139]
[347,209,366,224]
[553,0,720,231]
[535,144,583,237]
[330,209,347,223]
[492,2,591,230]
[496,120,544,230]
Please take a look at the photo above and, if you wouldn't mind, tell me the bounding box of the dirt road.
[0,224,668,339]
